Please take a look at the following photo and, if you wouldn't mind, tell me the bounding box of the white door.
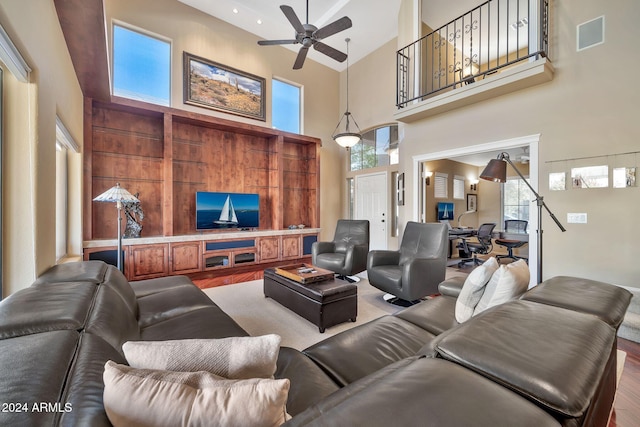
[355,172,388,250]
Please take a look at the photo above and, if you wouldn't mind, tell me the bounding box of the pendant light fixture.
[332,38,362,148]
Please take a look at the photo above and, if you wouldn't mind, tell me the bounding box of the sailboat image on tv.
[195,192,260,230]
[214,195,239,226]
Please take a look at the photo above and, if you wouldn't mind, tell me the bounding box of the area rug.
[202,276,400,350]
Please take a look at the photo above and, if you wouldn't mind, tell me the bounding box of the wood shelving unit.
[83,96,321,281]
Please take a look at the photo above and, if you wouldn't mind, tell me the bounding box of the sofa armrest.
[367,250,400,268]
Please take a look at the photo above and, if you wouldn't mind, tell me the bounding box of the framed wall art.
[467,193,477,212]
[183,52,266,121]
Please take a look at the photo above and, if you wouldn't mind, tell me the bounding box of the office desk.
[448,228,476,258]
[496,231,529,242]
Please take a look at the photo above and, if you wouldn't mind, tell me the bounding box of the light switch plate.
[567,213,587,224]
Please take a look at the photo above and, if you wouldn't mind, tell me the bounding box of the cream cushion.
[122,334,281,379]
[454,257,499,323]
[473,259,530,315]
[103,361,290,427]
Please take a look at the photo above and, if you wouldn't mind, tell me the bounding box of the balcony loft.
[394,0,553,122]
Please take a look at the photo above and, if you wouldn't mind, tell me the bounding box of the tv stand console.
[83,228,319,286]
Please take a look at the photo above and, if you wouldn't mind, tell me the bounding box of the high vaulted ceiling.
[179,0,505,71]
[178,0,401,71]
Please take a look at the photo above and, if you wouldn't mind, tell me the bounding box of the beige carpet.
[202,268,467,350]
[202,275,399,350]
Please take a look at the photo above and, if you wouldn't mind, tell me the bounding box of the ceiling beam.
[54,0,111,101]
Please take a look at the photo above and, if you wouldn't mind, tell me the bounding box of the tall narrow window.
[453,175,465,199]
[434,173,448,198]
[55,117,80,263]
[503,178,532,223]
[55,142,68,262]
[347,178,355,219]
[113,23,171,106]
[272,78,301,134]
[0,67,3,299]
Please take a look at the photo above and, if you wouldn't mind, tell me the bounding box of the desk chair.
[495,220,529,264]
[457,223,496,267]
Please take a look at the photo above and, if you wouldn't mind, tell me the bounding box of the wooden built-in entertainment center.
[83,96,321,284]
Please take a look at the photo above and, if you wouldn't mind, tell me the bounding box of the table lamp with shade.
[92,183,139,272]
[480,152,565,284]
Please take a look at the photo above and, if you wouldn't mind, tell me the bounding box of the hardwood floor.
[609,338,640,427]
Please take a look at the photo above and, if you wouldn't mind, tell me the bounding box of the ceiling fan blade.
[280,5,305,34]
[313,42,347,63]
[258,39,298,46]
[293,47,309,70]
[313,16,352,40]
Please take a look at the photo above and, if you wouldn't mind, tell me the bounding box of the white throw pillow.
[103,361,290,427]
[454,257,499,323]
[123,334,281,379]
[473,259,530,315]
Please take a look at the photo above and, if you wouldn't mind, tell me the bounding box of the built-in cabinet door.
[282,236,301,259]
[128,244,169,280]
[259,237,280,262]
[170,242,201,274]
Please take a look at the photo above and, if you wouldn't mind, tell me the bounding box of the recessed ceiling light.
[232,8,238,14]
[257,19,263,25]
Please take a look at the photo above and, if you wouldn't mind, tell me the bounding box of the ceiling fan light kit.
[257,1,352,70]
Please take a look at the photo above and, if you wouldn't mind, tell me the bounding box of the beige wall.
[374,0,640,287]
[0,0,84,296]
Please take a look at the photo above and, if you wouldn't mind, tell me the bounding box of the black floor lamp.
[480,152,566,284]
[93,183,139,272]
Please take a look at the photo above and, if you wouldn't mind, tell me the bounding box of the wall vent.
[577,16,605,51]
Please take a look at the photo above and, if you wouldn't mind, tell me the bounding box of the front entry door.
[355,172,388,250]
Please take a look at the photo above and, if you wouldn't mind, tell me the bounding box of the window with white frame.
[502,177,532,223]
[453,175,465,199]
[434,173,448,198]
[350,124,399,171]
[113,23,171,106]
[272,78,302,134]
[55,117,79,262]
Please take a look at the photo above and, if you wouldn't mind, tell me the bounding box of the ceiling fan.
[257,1,352,69]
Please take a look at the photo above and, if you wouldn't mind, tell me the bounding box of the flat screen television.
[196,192,259,230]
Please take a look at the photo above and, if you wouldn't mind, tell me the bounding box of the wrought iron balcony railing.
[397,0,549,108]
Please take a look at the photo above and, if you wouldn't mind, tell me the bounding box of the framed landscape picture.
[183,52,265,121]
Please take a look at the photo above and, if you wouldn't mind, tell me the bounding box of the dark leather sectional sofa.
[0,261,632,426]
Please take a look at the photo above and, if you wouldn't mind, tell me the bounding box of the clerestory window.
[113,23,171,106]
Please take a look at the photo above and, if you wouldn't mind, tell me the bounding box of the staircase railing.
[397,0,548,108]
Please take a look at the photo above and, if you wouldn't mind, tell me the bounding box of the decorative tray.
[274,263,335,284]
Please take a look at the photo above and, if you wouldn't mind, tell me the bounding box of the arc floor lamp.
[480,152,566,283]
